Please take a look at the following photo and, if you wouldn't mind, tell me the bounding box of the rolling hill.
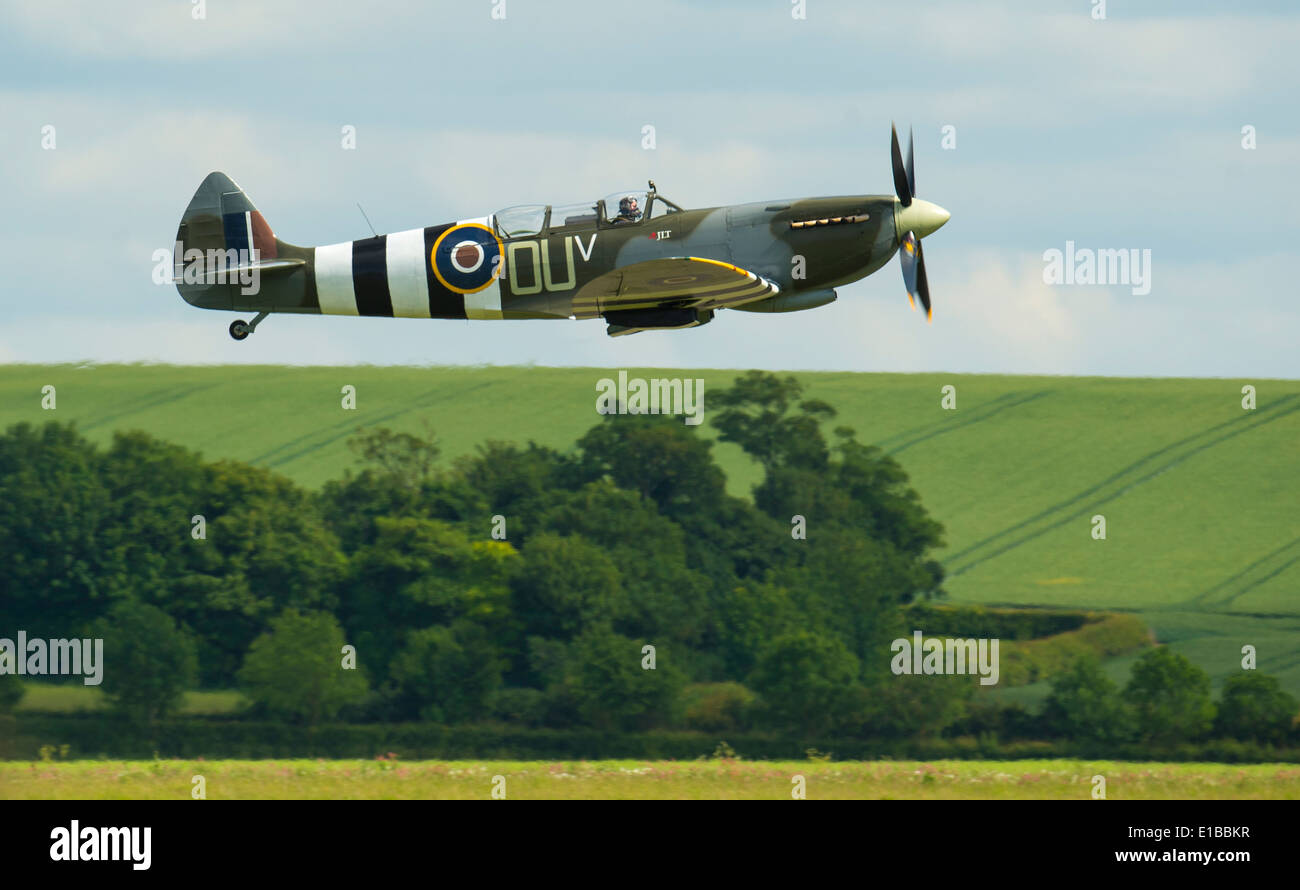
[3,363,1297,701]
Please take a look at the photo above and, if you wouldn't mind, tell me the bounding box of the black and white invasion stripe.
[311,218,503,320]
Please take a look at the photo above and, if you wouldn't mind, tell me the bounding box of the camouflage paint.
[174,172,904,335]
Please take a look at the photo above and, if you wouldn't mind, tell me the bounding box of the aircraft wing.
[571,256,779,319]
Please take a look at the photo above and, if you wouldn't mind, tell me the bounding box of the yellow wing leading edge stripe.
[570,256,779,318]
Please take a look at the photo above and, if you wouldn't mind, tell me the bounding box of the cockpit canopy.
[493,188,681,239]
[493,204,548,239]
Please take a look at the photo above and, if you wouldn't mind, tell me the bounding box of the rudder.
[174,172,307,311]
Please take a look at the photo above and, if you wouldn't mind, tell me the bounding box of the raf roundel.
[431,223,503,294]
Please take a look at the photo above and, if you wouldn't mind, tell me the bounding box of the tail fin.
[174,172,305,310]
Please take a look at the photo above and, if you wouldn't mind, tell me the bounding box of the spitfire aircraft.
[173,126,949,339]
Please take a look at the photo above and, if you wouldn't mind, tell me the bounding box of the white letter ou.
[641,644,656,670]
[1091,774,1106,799]
[790,0,807,21]
[191,514,206,540]
[341,384,356,410]
[491,514,507,540]
[341,644,357,670]
[791,514,806,540]
[192,775,206,799]
[191,0,206,20]
[1241,644,1256,670]
[491,0,507,20]
[791,774,806,799]
[41,385,56,410]
[1241,384,1256,411]
[491,775,507,799]
[791,254,807,280]
[1091,0,1106,20]
[1241,125,1256,150]
[1091,514,1106,540]
[41,124,56,150]
[941,384,956,410]
[341,125,357,151]
[641,124,656,150]
[940,124,956,150]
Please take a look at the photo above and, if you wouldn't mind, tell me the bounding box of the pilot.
[613,195,642,224]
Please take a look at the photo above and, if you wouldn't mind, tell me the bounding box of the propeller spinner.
[891,124,949,322]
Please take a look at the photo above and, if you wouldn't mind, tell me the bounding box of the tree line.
[1,371,1293,748]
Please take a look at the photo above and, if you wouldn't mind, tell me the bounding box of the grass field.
[1,364,1297,702]
[3,759,1297,800]
[12,684,243,716]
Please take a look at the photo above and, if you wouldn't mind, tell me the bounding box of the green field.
[2,364,1297,702]
[12,684,243,716]
[3,758,1297,800]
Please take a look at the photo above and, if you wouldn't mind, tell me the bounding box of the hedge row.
[999,612,1153,686]
[901,605,1153,687]
[904,603,1090,641]
[4,716,1298,763]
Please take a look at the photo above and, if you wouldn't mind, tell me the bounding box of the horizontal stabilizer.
[172,256,305,284]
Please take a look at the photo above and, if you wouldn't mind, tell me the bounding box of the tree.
[510,532,625,641]
[575,413,725,517]
[1123,647,1215,745]
[97,430,209,617]
[318,469,432,553]
[0,422,126,632]
[347,424,440,490]
[538,482,710,644]
[561,625,684,731]
[672,488,787,589]
[751,433,944,582]
[171,461,348,686]
[710,370,837,473]
[451,441,574,533]
[0,671,24,714]
[760,433,944,562]
[1215,672,1298,744]
[771,530,918,680]
[91,600,198,725]
[709,371,946,616]
[237,609,368,727]
[748,630,865,735]
[681,682,756,732]
[340,516,518,683]
[1041,654,1133,744]
[857,673,972,740]
[388,621,506,722]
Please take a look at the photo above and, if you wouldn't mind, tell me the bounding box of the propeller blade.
[890,123,912,207]
[890,124,942,322]
[900,231,919,310]
[916,239,932,323]
[906,126,916,198]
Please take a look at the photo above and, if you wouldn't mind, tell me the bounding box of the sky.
[1,0,1297,378]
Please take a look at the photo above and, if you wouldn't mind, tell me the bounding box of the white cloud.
[825,3,1295,109]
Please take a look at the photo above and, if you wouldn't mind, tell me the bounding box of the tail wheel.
[229,320,251,341]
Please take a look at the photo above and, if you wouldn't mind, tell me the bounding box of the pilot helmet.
[619,195,640,217]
